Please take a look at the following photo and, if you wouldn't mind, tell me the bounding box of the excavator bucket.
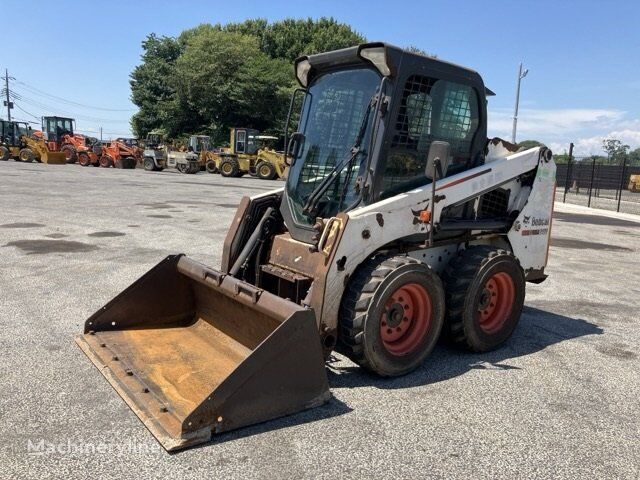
[40,151,66,164]
[76,255,330,451]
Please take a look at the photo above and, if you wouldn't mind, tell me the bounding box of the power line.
[14,78,136,112]
[13,102,40,121]
[10,90,129,124]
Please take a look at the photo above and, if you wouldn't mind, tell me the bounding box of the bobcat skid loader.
[77,43,556,451]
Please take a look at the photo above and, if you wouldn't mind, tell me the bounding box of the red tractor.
[41,116,97,164]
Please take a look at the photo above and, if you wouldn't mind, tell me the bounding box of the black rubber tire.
[62,146,76,163]
[78,152,91,166]
[19,148,34,162]
[205,160,218,174]
[177,163,188,174]
[124,157,136,169]
[442,246,525,352]
[256,161,276,180]
[219,157,240,177]
[0,146,9,161]
[338,254,445,377]
[99,155,113,168]
[143,157,155,171]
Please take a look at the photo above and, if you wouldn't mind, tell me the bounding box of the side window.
[236,130,246,153]
[380,76,479,198]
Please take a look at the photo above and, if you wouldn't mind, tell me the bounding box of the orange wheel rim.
[477,272,515,334]
[380,282,432,356]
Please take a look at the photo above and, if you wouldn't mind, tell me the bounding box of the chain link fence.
[556,151,640,215]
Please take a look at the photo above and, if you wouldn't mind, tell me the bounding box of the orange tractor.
[78,139,140,168]
[41,116,98,164]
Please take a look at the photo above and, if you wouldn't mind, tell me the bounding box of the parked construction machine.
[628,174,640,192]
[41,116,97,163]
[142,131,200,173]
[188,135,218,171]
[0,120,66,163]
[208,128,287,179]
[77,43,556,451]
[80,139,140,168]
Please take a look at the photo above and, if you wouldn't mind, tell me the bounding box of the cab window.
[380,75,479,198]
[236,131,246,153]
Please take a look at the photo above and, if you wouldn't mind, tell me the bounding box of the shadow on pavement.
[327,306,603,390]
[185,307,601,451]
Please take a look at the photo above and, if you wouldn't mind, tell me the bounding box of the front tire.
[205,160,218,174]
[143,157,155,171]
[19,148,34,162]
[339,255,445,377]
[256,161,276,180]
[442,246,525,352]
[99,155,113,168]
[78,152,91,166]
[0,146,9,161]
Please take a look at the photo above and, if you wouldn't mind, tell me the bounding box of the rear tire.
[62,146,76,163]
[219,157,240,177]
[338,255,445,377]
[0,146,9,161]
[256,161,276,180]
[19,148,34,163]
[442,246,525,352]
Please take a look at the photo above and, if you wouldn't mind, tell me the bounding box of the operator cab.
[283,43,489,244]
[0,120,31,146]
[42,116,75,143]
[189,135,211,154]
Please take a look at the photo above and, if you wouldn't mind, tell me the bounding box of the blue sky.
[3,0,639,155]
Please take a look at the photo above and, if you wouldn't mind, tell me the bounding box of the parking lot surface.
[1,161,639,479]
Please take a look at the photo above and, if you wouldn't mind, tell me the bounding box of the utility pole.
[3,69,13,122]
[100,127,103,141]
[511,62,529,144]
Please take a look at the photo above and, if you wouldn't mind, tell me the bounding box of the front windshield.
[286,68,381,225]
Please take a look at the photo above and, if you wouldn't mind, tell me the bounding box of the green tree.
[602,138,630,164]
[129,34,182,137]
[129,18,366,140]
[167,29,293,141]
[517,139,546,150]
[629,147,640,166]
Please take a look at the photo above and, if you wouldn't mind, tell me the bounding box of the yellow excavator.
[76,43,556,452]
[0,120,65,164]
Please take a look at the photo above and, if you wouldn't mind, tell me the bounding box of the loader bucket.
[76,255,330,451]
[41,151,66,164]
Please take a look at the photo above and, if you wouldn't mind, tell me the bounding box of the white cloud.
[488,108,625,137]
[487,107,640,156]
[549,129,640,157]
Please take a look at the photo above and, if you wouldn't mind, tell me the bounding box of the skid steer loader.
[77,43,556,451]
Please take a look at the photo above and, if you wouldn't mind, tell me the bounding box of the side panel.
[507,157,556,274]
[318,148,548,331]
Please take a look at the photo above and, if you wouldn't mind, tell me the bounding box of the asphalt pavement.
[1,160,639,479]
